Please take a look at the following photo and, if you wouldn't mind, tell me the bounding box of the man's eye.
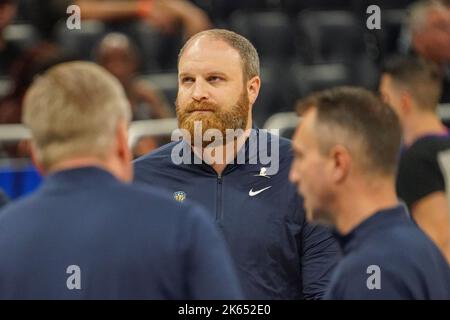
[208,76,223,82]
[181,77,194,83]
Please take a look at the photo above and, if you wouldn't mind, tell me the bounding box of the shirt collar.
[333,204,409,255]
[44,166,119,190]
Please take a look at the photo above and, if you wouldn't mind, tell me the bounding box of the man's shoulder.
[349,221,442,271]
[120,184,215,241]
[0,178,205,226]
[115,181,207,219]
[0,192,40,221]
[406,135,450,159]
[330,233,449,299]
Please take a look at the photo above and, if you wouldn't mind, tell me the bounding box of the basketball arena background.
[3,0,449,199]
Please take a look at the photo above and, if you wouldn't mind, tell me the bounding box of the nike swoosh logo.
[249,186,272,197]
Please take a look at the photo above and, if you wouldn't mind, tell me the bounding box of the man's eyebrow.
[179,71,229,77]
[179,72,192,78]
[205,71,228,77]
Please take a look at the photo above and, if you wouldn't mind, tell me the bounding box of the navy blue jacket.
[134,129,340,299]
[0,167,242,299]
[325,205,450,299]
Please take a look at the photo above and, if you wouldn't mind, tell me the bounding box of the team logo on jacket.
[173,191,186,202]
[254,167,271,179]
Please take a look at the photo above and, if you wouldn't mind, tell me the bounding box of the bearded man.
[133,29,340,300]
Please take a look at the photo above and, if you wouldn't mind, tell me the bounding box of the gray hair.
[23,61,131,168]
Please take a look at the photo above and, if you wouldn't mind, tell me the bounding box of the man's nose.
[289,165,299,185]
[192,78,209,102]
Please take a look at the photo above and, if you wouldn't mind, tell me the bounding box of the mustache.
[184,101,219,113]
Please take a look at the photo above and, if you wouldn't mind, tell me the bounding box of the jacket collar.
[43,166,119,190]
[333,204,409,255]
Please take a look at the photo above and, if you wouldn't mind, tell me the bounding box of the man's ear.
[400,90,414,115]
[116,119,133,182]
[329,145,351,184]
[29,142,46,176]
[247,76,261,106]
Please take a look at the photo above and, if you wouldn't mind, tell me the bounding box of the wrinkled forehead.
[178,36,244,76]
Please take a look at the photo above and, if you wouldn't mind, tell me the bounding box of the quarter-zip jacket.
[134,129,340,299]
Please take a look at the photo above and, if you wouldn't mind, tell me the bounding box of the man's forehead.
[293,110,316,145]
[301,108,317,127]
[179,36,242,69]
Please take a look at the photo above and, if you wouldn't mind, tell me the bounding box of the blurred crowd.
[0,0,449,158]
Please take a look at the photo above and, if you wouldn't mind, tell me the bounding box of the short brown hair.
[382,55,443,111]
[295,91,321,116]
[300,86,402,176]
[178,29,260,81]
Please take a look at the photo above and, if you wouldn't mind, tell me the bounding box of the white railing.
[127,118,178,148]
[263,112,299,132]
[0,124,32,142]
[263,104,450,135]
[0,119,178,150]
[2,103,450,146]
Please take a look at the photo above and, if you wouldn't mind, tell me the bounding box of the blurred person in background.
[0,43,65,124]
[0,61,242,299]
[0,0,21,76]
[290,86,450,299]
[78,0,212,38]
[27,0,212,42]
[96,32,172,120]
[380,56,450,263]
[0,43,72,158]
[96,32,173,156]
[407,0,450,102]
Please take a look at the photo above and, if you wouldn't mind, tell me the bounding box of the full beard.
[176,90,250,149]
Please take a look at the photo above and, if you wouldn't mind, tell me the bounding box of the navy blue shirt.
[0,167,242,299]
[397,134,450,210]
[134,129,340,299]
[325,205,450,299]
